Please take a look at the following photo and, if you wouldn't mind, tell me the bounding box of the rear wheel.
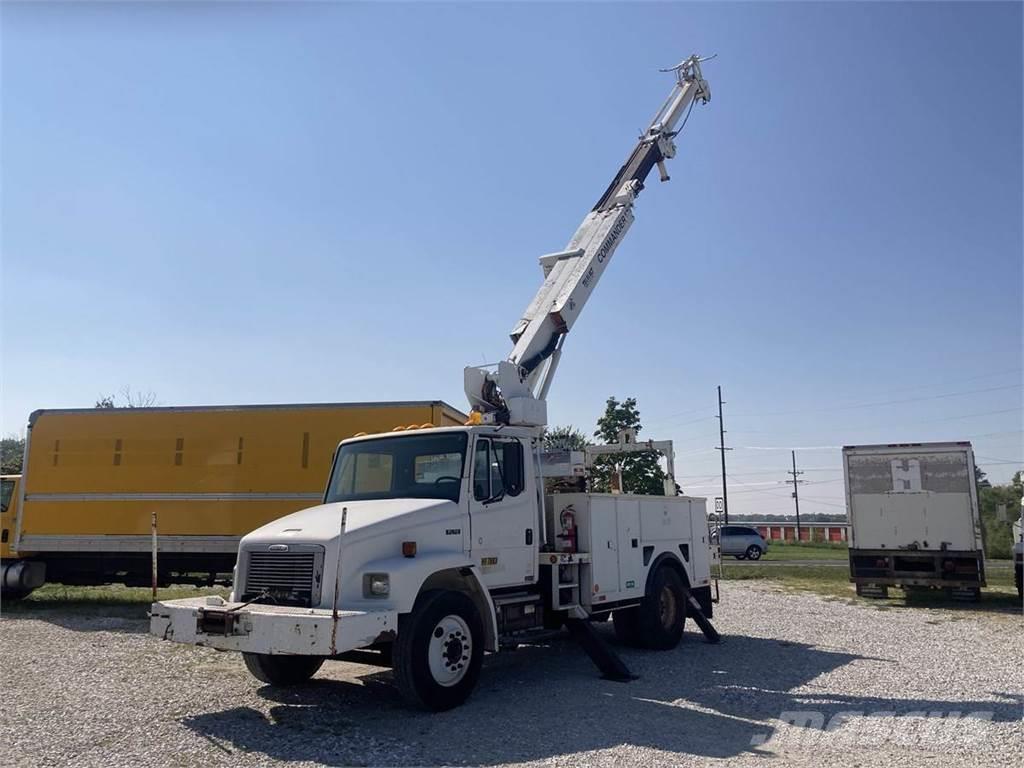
[393,590,484,711]
[242,653,324,686]
[637,566,688,650]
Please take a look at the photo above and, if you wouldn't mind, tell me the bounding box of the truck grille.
[241,546,324,607]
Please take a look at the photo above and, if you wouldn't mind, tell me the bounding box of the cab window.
[0,478,13,514]
[474,440,495,501]
[473,438,524,502]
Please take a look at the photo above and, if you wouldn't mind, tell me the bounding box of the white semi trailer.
[151,56,720,710]
[844,441,985,601]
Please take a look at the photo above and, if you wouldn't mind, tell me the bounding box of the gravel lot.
[2,583,1021,768]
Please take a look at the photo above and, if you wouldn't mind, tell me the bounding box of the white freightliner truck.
[151,56,718,710]
[844,441,986,600]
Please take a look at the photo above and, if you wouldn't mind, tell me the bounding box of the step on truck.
[151,55,719,710]
[844,441,986,601]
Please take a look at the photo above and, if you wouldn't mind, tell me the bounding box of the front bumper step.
[150,597,397,656]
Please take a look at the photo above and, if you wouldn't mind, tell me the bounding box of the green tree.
[589,396,666,495]
[542,425,587,451]
[1,436,25,474]
[977,465,1023,559]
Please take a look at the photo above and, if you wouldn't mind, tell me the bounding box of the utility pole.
[715,386,731,524]
[787,450,804,540]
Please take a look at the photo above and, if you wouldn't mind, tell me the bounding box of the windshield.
[325,432,468,504]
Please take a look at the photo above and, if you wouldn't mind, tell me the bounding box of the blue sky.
[2,2,1021,515]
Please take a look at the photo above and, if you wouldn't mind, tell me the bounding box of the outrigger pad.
[565,618,636,682]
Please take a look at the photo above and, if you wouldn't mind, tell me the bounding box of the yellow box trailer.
[1,401,465,597]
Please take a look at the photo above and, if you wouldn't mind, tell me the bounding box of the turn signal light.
[402,541,417,558]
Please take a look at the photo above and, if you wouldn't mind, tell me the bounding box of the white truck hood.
[240,497,461,547]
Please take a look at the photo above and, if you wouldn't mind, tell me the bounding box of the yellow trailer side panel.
[22,500,313,538]
[26,403,458,495]
[18,401,465,548]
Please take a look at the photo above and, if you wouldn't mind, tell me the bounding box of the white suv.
[714,525,769,561]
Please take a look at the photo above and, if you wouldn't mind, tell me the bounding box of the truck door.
[0,476,17,560]
[469,435,536,589]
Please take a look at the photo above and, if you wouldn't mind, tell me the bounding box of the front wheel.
[393,590,484,711]
[746,545,763,561]
[242,653,324,686]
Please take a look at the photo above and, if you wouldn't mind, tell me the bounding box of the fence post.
[151,511,158,601]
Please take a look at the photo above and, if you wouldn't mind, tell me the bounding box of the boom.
[465,55,712,427]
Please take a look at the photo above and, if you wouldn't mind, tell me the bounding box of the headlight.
[363,573,390,597]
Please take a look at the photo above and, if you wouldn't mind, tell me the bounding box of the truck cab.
[1,474,47,599]
[1,474,18,560]
[230,425,539,613]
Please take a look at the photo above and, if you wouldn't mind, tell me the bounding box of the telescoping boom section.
[464,55,712,427]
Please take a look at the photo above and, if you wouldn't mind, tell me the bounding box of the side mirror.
[502,441,525,497]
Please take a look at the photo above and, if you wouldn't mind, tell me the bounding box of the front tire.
[393,590,484,711]
[746,545,763,561]
[242,653,324,686]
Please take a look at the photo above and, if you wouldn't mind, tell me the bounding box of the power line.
[729,382,1021,421]
[977,455,1023,465]
[800,496,848,510]
[910,407,1022,424]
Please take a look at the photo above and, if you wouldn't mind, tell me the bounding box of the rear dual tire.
[613,566,688,650]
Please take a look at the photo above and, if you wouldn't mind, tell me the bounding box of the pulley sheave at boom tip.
[464,55,713,428]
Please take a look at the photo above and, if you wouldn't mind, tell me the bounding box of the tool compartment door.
[615,497,643,598]
[687,498,710,586]
[585,496,620,607]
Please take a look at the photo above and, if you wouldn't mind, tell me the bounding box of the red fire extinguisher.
[557,505,578,553]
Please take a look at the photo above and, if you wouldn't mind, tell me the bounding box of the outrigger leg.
[688,594,721,643]
[565,618,636,682]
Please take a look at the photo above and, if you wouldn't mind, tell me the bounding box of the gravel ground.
[2,583,1021,768]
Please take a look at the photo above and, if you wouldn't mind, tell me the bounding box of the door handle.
[525,528,533,546]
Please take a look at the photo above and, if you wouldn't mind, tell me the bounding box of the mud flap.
[565,618,636,682]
